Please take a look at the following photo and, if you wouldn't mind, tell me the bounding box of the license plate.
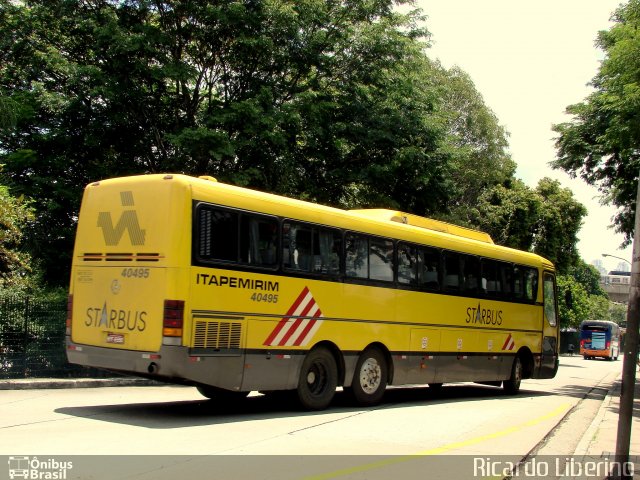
[106,333,125,345]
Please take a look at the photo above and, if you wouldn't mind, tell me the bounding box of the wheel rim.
[359,357,382,394]
[307,361,328,395]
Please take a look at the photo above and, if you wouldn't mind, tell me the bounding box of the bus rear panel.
[579,320,620,361]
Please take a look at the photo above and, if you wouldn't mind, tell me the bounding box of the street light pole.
[602,253,632,268]
[612,175,640,480]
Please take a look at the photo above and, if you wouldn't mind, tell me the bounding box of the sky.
[415,0,633,273]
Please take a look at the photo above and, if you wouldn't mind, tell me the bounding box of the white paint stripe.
[284,304,320,346]
[298,314,324,346]
[271,292,314,345]
[271,319,296,346]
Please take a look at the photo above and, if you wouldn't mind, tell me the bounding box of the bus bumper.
[66,339,246,391]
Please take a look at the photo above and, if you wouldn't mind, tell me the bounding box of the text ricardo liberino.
[474,457,634,478]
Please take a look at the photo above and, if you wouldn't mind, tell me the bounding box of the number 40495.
[121,268,150,278]
[251,293,278,303]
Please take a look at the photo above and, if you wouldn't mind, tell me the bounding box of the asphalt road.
[0,355,623,479]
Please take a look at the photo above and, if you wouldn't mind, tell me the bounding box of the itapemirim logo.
[7,456,73,480]
[97,191,146,246]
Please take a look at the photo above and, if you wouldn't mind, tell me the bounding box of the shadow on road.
[55,383,552,430]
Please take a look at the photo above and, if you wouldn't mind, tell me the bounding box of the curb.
[0,377,161,390]
[573,378,617,456]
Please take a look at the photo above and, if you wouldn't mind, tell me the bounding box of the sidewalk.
[573,370,640,476]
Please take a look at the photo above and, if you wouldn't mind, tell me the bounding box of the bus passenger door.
[539,271,560,378]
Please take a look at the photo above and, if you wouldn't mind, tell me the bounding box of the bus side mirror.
[565,290,573,309]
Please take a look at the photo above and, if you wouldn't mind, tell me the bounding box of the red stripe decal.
[263,287,309,346]
[292,308,323,346]
[278,297,316,345]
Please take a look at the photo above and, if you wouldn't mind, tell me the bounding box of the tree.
[552,0,640,246]
[469,177,587,274]
[1,0,451,284]
[532,178,586,273]
[0,185,34,289]
[568,260,607,297]
[557,275,591,328]
[469,179,540,250]
[432,65,516,223]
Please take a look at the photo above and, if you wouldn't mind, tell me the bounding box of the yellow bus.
[66,174,560,410]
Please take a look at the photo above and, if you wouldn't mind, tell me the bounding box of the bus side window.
[314,227,342,275]
[524,268,539,302]
[443,252,461,291]
[461,254,480,294]
[197,207,239,263]
[543,273,558,326]
[482,259,510,299]
[398,243,418,285]
[313,227,342,275]
[283,222,312,271]
[419,247,440,290]
[346,233,368,279]
[397,243,440,290]
[240,215,279,267]
[369,238,394,282]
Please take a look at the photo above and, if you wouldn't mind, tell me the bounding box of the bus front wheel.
[503,356,522,395]
[297,347,338,410]
[347,347,388,406]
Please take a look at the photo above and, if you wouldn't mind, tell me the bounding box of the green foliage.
[0,0,456,284]
[0,0,589,289]
[608,302,628,324]
[0,184,34,289]
[433,66,516,221]
[470,179,540,250]
[533,178,586,273]
[553,0,640,246]
[557,275,591,328]
[470,178,587,274]
[568,260,607,297]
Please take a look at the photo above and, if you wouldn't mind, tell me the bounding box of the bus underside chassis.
[194,348,527,409]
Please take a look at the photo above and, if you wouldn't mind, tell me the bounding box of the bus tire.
[348,347,388,406]
[297,347,338,410]
[503,356,522,395]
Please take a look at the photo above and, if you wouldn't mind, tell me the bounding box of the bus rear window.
[583,326,607,332]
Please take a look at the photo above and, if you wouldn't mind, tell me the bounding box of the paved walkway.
[572,366,640,479]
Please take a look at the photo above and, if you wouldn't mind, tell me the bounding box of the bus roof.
[93,174,554,270]
[580,320,619,328]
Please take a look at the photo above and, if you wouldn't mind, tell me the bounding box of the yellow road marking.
[302,403,572,480]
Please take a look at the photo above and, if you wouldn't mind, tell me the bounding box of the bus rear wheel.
[503,356,522,395]
[297,347,338,410]
[348,347,388,406]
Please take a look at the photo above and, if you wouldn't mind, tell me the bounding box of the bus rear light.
[163,299,185,338]
[66,295,73,335]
